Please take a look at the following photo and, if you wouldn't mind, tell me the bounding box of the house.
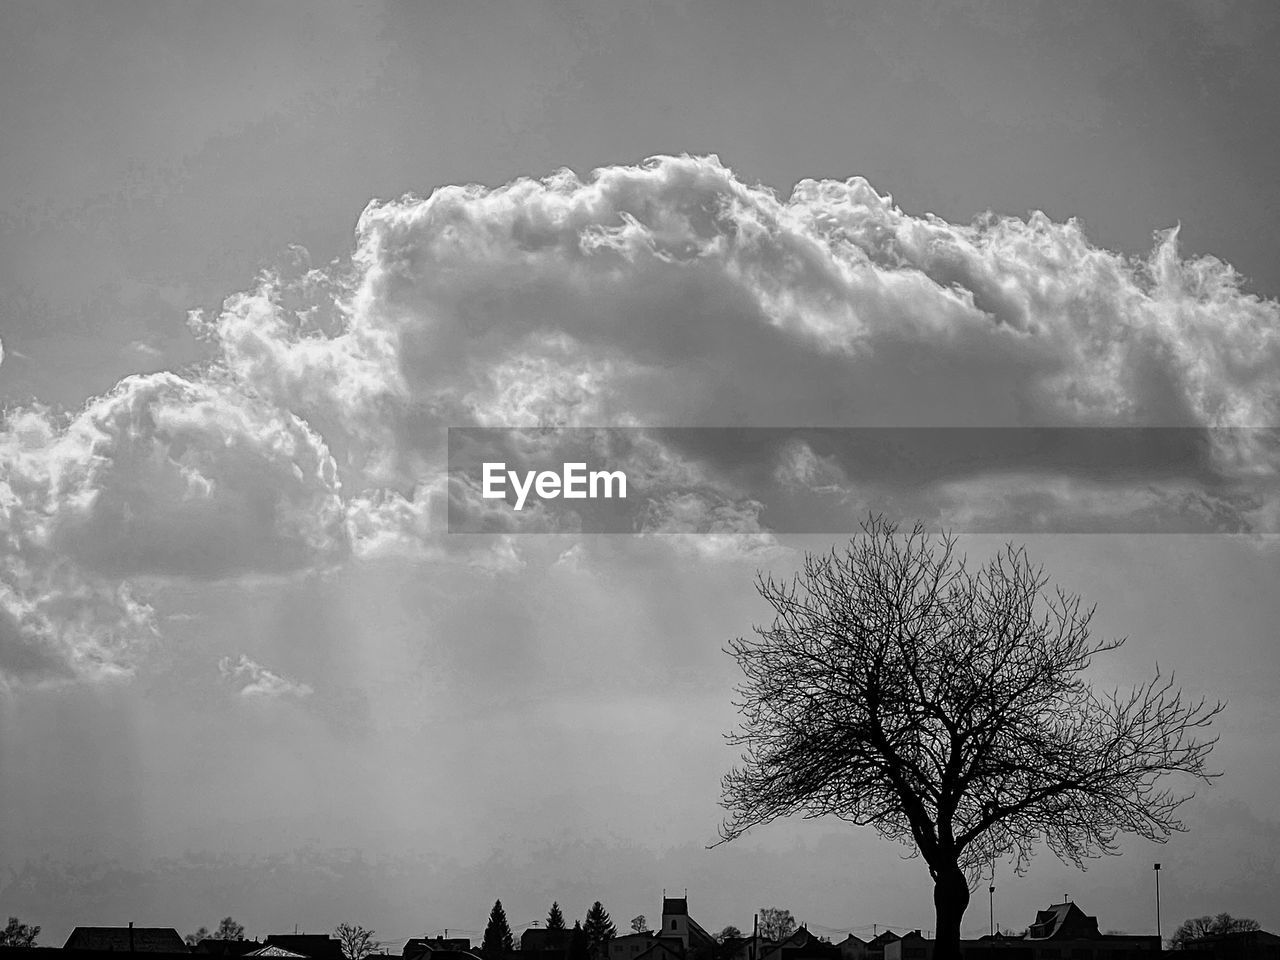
[1179,930,1280,960]
[631,940,685,960]
[63,928,188,953]
[1025,904,1102,942]
[838,935,868,960]
[955,903,1159,960]
[522,929,571,960]
[659,898,716,957]
[864,932,901,960]
[608,933,659,960]
[883,931,930,960]
[193,941,262,957]
[260,936,344,960]
[760,928,840,960]
[405,938,474,960]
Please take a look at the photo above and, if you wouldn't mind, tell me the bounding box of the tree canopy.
[1171,914,1261,948]
[548,903,567,932]
[719,517,1223,960]
[482,900,514,958]
[583,902,616,954]
[0,918,40,948]
[335,923,377,960]
[757,909,795,942]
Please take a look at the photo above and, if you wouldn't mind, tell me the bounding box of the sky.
[2,0,1280,950]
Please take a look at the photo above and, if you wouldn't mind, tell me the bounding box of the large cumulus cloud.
[207,156,1278,447]
[4,154,1278,682]
[0,372,346,683]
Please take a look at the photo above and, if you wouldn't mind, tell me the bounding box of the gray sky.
[2,0,1279,949]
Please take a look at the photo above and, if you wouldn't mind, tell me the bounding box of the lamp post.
[1154,863,1162,947]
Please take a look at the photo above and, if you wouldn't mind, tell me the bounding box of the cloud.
[199,156,1278,537]
[5,155,1280,683]
[6,372,349,581]
[218,654,314,699]
[0,372,346,683]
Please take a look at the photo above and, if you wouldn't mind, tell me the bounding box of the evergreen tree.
[568,923,588,960]
[547,903,567,932]
[583,903,616,956]
[483,900,515,958]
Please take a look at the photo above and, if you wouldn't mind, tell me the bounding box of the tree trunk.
[931,864,971,960]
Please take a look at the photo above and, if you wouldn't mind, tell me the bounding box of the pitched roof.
[63,928,189,953]
[193,939,263,957]
[634,941,684,960]
[246,947,308,958]
[1025,903,1099,941]
[261,936,344,960]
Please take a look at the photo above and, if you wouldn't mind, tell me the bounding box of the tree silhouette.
[757,909,795,942]
[715,927,742,944]
[548,903,567,933]
[1171,914,1261,948]
[185,928,211,948]
[214,918,245,941]
[483,900,514,958]
[569,923,589,960]
[0,918,40,948]
[335,923,377,960]
[719,517,1223,960]
[583,903,616,955]
[630,917,648,935]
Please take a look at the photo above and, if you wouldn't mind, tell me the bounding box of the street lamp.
[1154,863,1162,946]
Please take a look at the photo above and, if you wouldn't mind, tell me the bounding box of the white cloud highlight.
[218,654,314,699]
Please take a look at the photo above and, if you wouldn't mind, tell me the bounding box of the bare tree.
[335,923,377,960]
[757,909,795,942]
[1171,914,1260,948]
[718,517,1223,960]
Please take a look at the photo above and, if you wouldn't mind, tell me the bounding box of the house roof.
[194,940,263,957]
[1026,903,1099,941]
[634,941,684,960]
[261,936,344,960]
[246,947,307,958]
[63,927,189,953]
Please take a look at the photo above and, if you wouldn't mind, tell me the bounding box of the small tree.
[185,928,211,948]
[548,904,567,933]
[719,518,1223,960]
[0,918,40,948]
[757,910,795,942]
[483,900,515,958]
[214,918,245,941]
[583,903,616,956]
[715,927,742,943]
[630,917,648,935]
[335,924,377,960]
[1171,914,1261,948]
